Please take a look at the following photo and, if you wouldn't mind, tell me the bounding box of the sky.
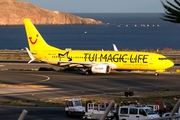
[20,0,171,13]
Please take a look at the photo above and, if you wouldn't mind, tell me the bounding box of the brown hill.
[0,0,103,25]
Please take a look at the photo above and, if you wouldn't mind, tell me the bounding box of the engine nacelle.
[91,64,111,74]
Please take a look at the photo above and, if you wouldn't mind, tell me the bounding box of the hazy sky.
[21,0,169,13]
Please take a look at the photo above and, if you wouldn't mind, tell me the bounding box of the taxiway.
[0,62,180,120]
[0,70,179,101]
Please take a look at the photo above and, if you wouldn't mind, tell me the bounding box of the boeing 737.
[24,18,174,75]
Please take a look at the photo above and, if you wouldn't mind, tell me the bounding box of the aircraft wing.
[41,59,116,68]
[42,59,95,67]
[59,61,93,67]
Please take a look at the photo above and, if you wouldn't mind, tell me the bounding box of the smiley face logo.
[29,34,38,44]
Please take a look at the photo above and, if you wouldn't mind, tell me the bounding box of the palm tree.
[161,0,180,23]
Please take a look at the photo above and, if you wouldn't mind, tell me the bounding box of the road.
[0,106,72,120]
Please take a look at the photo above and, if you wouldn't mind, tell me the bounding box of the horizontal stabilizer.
[25,47,35,64]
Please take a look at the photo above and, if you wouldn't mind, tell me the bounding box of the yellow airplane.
[24,18,174,75]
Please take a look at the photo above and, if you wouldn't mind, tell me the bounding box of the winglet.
[25,47,35,64]
[112,44,118,51]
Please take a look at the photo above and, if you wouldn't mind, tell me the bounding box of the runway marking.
[0,84,47,88]
[21,74,50,85]
[0,88,60,95]
[0,74,50,88]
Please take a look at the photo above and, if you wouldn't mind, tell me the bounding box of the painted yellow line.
[0,84,48,88]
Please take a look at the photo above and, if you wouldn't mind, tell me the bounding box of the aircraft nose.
[167,60,174,68]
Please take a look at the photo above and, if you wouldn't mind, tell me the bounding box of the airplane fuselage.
[33,50,173,72]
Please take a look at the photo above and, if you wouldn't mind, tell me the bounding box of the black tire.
[155,73,159,76]
[85,70,92,75]
[65,111,71,117]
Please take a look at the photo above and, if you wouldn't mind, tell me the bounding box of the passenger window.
[120,108,128,114]
[139,109,147,116]
[130,108,138,114]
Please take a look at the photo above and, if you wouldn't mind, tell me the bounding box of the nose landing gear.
[155,73,159,76]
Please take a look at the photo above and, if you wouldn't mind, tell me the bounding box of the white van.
[118,106,160,120]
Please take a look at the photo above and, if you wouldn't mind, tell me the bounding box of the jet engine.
[91,64,111,74]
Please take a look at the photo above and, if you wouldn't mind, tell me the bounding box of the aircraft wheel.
[155,73,159,76]
[85,70,92,75]
[85,71,89,75]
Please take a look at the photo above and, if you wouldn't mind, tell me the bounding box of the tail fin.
[24,18,60,51]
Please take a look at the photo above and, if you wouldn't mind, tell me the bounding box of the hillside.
[0,0,103,25]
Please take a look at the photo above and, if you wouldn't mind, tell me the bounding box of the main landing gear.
[85,70,92,75]
[80,68,92,75]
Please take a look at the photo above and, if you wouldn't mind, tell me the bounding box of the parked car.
[118,105,160,120]
[162,112,178,120]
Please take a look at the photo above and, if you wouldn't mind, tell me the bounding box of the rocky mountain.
[0,0,103,25]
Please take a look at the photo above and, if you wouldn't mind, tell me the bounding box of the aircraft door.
[149,57,153,65]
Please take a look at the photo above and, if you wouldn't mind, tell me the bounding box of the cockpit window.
[159,58,167,60]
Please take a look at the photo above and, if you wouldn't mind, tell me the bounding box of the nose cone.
[167,60,174,68]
